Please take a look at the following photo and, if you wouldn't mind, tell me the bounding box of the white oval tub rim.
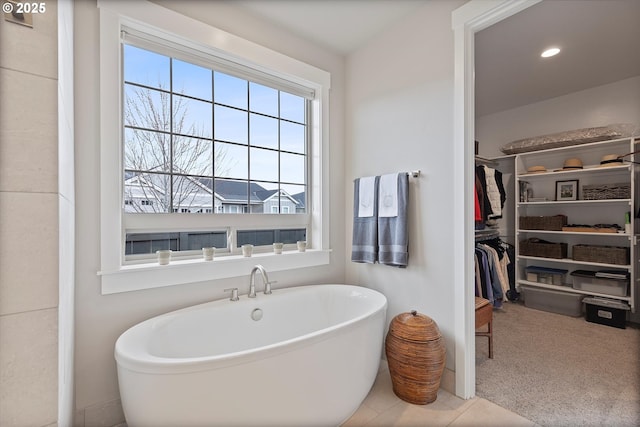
[115,284,387,375]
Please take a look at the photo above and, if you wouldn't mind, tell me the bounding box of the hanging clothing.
[483,166,506,219]
[505,243,519,301]
[495,169,507,212]
[474,183,482,221]
[483,166,502,218]
[475,247,494,302]
[475,245,501,308]
[475,165,506,222]
[475,165,493,222]
[479,243,509,298]
[474,237,510,308]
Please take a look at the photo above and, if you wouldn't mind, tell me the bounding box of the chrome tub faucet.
[249,264,273,297]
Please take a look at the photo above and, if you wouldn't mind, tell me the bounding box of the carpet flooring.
[475,301,640,427]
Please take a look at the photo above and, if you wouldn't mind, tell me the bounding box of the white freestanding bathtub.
[115,284,387,427]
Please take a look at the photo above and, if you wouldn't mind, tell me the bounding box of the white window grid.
[122,47,310,217]
[97,0,331,293]
[120,37,311,261]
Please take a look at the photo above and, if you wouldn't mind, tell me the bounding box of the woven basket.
[572,244,629,265]
[519,215,567,231]
[519,238,568,259]
[385,311,446,405]
[582,183,630,200]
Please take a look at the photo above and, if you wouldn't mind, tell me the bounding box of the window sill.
[99,249,331,295]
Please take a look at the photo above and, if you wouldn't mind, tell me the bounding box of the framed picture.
[556,180,579,201]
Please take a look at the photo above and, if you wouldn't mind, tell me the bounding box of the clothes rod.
[408,170,421,178]
[475,156,497,167]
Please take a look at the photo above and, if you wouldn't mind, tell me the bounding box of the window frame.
[97,1,331,295]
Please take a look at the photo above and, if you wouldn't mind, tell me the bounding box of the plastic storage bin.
[520,285,583,317]
[570,270,629,297]
[525,266,568,286]
[583,297,629,329]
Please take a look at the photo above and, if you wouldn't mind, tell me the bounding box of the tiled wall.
[0,2,60,426]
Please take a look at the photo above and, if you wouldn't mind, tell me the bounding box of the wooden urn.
[385,310,446,404]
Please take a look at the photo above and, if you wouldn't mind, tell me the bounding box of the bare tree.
[123,84,232,213]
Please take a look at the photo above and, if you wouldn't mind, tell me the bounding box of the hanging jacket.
[475,166,493,221]
[474,183,482,221]
[483,165,502,219]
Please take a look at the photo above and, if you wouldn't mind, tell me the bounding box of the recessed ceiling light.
[541,47,560,58]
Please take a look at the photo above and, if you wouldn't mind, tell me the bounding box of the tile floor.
[341,362,539,427]
[113,362,539,427]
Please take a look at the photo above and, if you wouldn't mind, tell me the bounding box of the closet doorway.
[465,1,640,425]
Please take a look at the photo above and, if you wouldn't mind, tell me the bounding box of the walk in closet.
[514,137,638,321]
[475,135,639,323]
[471,0,640,424]
[474,135,640,425]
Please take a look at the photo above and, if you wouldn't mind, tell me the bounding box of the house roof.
[126,172,305,205]
[292,192,305,209]
[197,178,264,203]
[254,189,279,201]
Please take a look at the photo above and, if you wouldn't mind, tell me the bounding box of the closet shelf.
[518,229,631,238]
[518,199,631,206]
[517,279,632,302]
[518,255,632,270]
[516,164,629,179]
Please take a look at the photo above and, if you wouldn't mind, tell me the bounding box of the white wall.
[73,1,346,424]
[476,75,640,157]
[0,3,59,426]
[345,0,466,379]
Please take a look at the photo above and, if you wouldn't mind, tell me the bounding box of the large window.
[98,1,330,293]
[120,34,314,258]
[123,44,307,216]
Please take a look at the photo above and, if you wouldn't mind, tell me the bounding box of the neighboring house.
[123,172,303,214]
[291,192,306,213]
[253,188,299,214]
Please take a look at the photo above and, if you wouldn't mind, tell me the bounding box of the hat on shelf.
[526,165,547,173]
[561,158,583,170]
[599,154,624,167]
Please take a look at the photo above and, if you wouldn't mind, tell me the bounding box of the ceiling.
[475,0,640,116]
[237,0,640,117]
[235,0,426,55]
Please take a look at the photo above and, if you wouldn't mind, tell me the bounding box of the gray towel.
[378,173,409,267]
[351,177,379,263]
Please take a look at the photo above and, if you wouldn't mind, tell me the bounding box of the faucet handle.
[223,287,239,301]
[264,281,277,295]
